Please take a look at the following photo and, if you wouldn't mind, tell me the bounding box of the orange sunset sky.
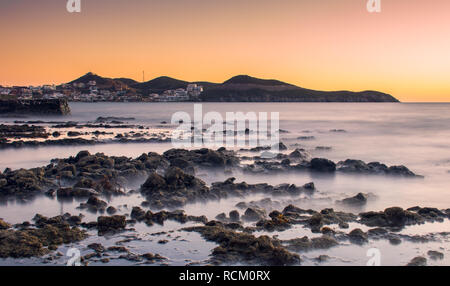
[1,0,450,102]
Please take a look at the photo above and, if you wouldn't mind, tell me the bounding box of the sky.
[0,0,449,102]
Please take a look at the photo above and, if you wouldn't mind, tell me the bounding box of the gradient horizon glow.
[1,0,449,102]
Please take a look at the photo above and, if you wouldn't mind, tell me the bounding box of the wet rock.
[100,258,110,263]
[163,148,239,168]
[141,167,209,208]
[367,227,388,237]
[427,250,444,260]
[389,236,402,245]
[284,236,338,252]
[242,207,267,221]
[56,187,97,198]
[130,206,146,221]
[310,158,336,172]
[0,219,11,230]
[131,208,207,226]
[297,136,315,141]
[215,213,227,221]
[97,215,127,233]
[348,229,368,244]
[88,243,105,253]
[107,246,129,253]
[0,168,54,198]
[276,142,287,151]
[256,213,291,232]
[406,256,427,266]
[0,215,87,258]
[79,196,108,212]
[184,225,300,266]
[106,206,117,215]
[305,209,357,232]
[142,253,165,261]
[339,193,368,206]
[337,159,419,177]
[288,149,311,161]
[409,207,447,221]
[229,210,240,222]
[359,207,424,228]
[67,131,82,137]
[315,146,332,151]
[315,255,330,262]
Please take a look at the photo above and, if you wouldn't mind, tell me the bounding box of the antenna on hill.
[143,71,145,82]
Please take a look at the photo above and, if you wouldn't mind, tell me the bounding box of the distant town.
[0,73,204,102]
[0,73,399,103]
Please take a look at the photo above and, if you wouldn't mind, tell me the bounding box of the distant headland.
[0,73,399,103]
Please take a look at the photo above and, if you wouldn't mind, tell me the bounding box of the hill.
[200,75,398,102]
[69,72,134,89]
[133,76,189,93]
[65,73,399,102]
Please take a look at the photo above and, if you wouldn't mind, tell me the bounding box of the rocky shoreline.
[0,147,446,266]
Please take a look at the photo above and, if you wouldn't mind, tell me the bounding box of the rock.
[80,196,107,212]
[215,213,227,221]
[348,229,368,244]
[406,256,427,266]
[284,236,338,252]
[88,243,105,253]
[106,206,117,215]
[107,246,129,253]
[141,173,167,193]
[339,193,368,206]
[337,159,419,177]
[297,136,315,141]
[229,210,240,222]
[389,237,402,245]
[367,227,388,237]
[142,253,165,261]
[97,215,127,233]
[67,131,82,137]
[315,255,330,262]
[337,159,371,173]
[427,250,444,260]
[310,158,336,172]
[184,225,300,266]
[288,149,311,161]
[359,207,424,228]
[140,167,209,207]
[0,219,11,230]
[0,215,86,258]
[130,206,146,220]
[242,207,266,221]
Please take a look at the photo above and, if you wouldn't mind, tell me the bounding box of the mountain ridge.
[65,73,399,102]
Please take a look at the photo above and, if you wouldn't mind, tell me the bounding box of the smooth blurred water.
[2,102,450,209]
[1,102,450,266]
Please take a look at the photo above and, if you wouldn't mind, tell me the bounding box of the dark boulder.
[310,158,336,172]
[97,215,127,233]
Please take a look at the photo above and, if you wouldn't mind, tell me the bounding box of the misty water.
[1,102,450,266]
